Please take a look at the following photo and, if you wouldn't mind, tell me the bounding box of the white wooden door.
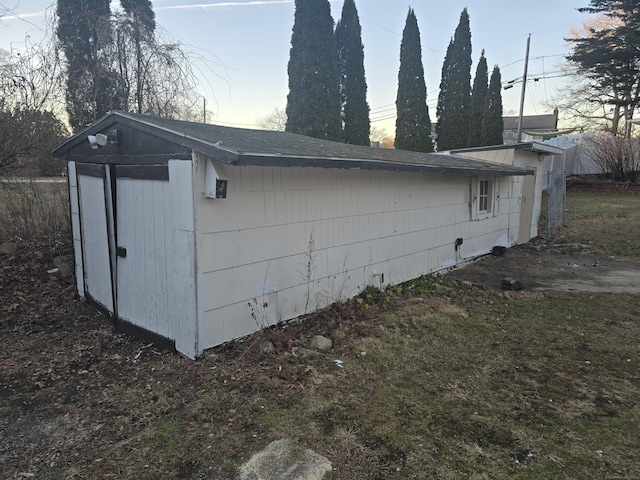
[76,164,114,313]
[115,168,173,340]
[518,173,536,244]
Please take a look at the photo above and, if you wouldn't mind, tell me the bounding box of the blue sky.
[1,1,592,134]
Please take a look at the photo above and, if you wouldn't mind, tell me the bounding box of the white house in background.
[503,110,563,144]
[54,111,553,359]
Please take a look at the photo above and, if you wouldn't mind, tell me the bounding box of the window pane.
[479,180,490,212]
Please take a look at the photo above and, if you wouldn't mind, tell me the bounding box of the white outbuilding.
[54,111,559,358]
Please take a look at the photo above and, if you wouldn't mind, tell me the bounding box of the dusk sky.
[1,1,592,134]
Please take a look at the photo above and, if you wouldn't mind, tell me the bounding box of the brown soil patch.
[445,242,640,293]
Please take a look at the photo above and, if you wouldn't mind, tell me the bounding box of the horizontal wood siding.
[193,156,522,352]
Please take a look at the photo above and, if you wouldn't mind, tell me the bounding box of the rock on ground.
[309,335,332,351]
[0,242,18,255]
[239,438,331,480]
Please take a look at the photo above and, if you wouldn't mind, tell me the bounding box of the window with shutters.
[471,177,498,220]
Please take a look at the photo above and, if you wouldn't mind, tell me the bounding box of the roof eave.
[234,153,533,176]
[52,112,533,176]
[450,142,564,156]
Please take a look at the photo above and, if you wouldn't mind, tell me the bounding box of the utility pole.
[203,97,207,124]
[517,34,531,143]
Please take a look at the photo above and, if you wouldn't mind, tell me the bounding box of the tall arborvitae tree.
[286,0,342,141]
[394,8,432,152]
[57,0,117,131]
[481,65,504,146]
[468,49,488,147]
[336,0,370,145]
[120,0,155,32]
[436,8,472,151]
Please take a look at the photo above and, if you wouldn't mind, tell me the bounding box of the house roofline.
[54,111,534,177]
[450,142,564,156]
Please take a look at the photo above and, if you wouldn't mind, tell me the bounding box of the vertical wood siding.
[116,177,173,339]
[77,171,114,312]
[68,162,84,297]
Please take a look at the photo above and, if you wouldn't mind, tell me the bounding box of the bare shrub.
[581,134,640,182]
[0,177,70,243]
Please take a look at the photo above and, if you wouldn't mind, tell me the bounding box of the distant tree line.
[284,1,504,152]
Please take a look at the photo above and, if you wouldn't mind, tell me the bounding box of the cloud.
[156,1,294,11]
[0,11,46,22]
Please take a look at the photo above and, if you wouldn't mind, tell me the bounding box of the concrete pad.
[446,245,640,293]
[239,438,332,480]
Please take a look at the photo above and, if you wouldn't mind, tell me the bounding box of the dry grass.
[0,177,69,243]
[1,191,640,479]
[557,191,640,260]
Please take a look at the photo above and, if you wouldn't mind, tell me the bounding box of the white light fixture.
[87,129,118,149]
[87,135,99,149]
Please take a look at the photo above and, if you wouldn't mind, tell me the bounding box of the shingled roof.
[54,111,533,177]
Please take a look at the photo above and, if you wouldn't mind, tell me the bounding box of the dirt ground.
[445,240,640,294]
[1,237,639,478]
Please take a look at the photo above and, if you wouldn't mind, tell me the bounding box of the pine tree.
[468,50,488,147]
[286,0,342,141]
[567,0,640,136]
[394,8,432,152]
[482,65,504,146]
[56,0,115,131]
[336,0,370,146]
[436,8,472,151]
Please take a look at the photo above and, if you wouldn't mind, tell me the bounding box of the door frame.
[518,171,537,244]
[75,163,116,316]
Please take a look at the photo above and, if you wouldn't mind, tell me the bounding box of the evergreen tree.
[336,0,370,145]
[394,8,432,152]
[481,65,504,146]
[468,49,488,147]
[56,0,116,131]
[436,8,472,151]
[120,0,155,33]
[567,0,640,136]
[286,0,342,141]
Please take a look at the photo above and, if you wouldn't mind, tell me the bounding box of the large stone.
[53,255,74,277]
[239,438,332,480]
[0,242,18,256]
[309,335,332,351]
[502,277,524,291]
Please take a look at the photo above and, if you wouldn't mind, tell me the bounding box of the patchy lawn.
[1,192,639,479]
